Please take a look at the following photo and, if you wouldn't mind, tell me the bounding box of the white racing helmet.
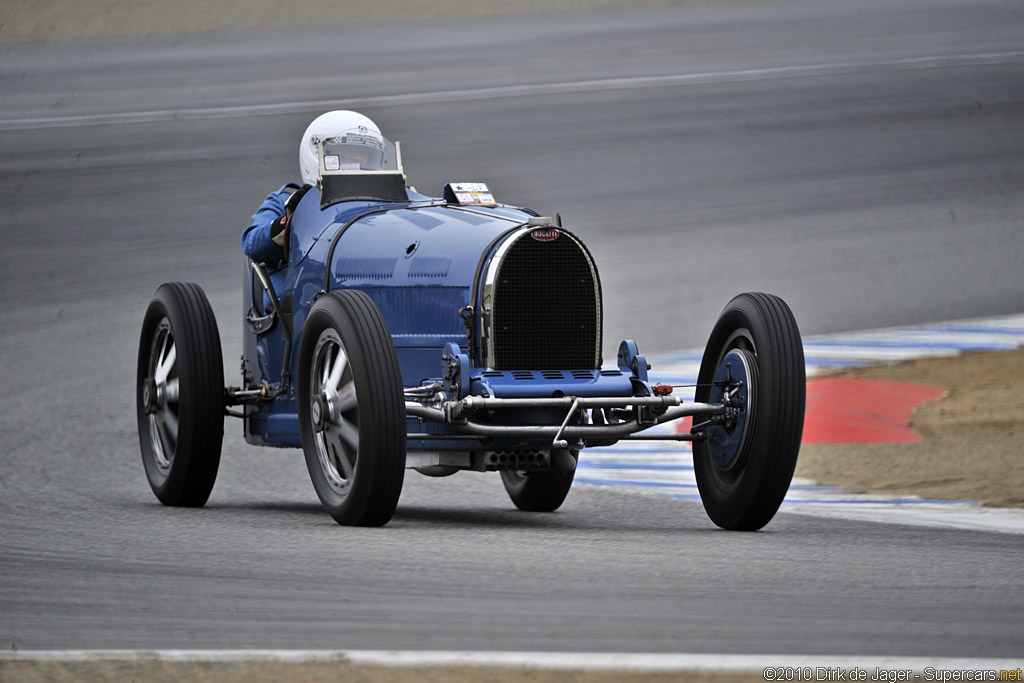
[298,110,385,186]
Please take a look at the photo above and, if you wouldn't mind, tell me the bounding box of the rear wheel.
[500,453,576,512]
[297,290,406,526]
[693,292,805,530]
[137,282,224,507]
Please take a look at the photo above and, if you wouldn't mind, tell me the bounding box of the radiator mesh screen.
[491,232,600,370]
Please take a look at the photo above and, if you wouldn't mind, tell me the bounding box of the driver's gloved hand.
[284,183,312,214]
[274,184,312,248]
[270,214,289,246]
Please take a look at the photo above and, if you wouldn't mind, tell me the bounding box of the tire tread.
[297,289,405,526]
[693,292,805,530]
[137,282,224,507]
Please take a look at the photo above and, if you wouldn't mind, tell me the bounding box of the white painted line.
[2,650,1021,673]
[2,51,1023,130]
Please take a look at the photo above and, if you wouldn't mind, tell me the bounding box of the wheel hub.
[708,349,755,471]
[311,394,328,432]
[142,378,158,415]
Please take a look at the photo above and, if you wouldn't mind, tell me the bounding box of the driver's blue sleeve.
[241,183,301,264]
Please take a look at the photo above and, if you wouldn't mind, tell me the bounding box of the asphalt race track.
[1,0,1023,660]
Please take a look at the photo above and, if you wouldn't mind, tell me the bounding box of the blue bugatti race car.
[137,128,806,529]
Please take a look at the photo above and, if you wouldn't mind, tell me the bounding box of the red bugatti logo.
[530,228,560,242]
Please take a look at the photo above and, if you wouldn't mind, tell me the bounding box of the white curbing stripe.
[1,650,1021,673]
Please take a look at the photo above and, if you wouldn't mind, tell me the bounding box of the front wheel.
[693,292,805,530]
[297,290,406,526]
[136,282,225,507]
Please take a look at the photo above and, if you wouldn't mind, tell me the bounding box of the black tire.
[137,282,224,507]
[692,293,805,531]
[500,465,575,512]
[297,290,406,526]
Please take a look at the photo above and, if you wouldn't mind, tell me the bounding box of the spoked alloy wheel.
[693,292,805,531]
[137,282,224,507]
[310,330,360,498]
[144,321,179,476]
[298,290,405,526]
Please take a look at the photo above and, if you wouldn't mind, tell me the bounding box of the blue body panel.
[242,188,634,449]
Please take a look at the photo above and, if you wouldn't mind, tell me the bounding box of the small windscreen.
[319,173,409,208]
[318,132,401,174]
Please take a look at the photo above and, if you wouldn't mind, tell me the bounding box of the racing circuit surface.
[2,0,1023,662]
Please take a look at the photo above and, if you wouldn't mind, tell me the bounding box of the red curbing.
[802,377,947,444]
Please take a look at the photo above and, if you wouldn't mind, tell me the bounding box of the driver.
[241,110,387,265]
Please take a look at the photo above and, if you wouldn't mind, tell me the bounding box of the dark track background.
[1,0,1022,656]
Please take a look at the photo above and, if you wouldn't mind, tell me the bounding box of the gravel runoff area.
[796,348,1024,508]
